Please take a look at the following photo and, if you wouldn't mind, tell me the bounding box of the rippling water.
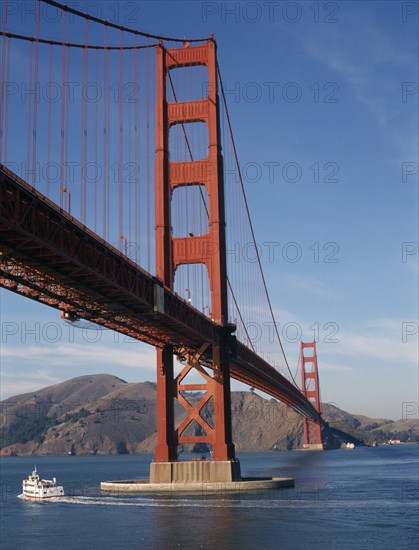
[1,446,418,549]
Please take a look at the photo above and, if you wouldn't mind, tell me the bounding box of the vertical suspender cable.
[81,18,88,224]
[85,20,89,224]
[31,0,40,187]
[64,42,70,211]
[0,2,10,163]
[2,37,11,163]
[94,48,98,233]
[46,43,53,197]
[59,12,66,208]
[127,48,132,246]
[134,35,140,264]
[106,42,111,241]
[0,7,7,159]
[146,37,151,271]
[102,24,108,239]
[118,29,124,250]
[80,21,85,221]
[26,41,33,184]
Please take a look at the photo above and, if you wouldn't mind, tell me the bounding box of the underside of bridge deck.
[0,163,320,424]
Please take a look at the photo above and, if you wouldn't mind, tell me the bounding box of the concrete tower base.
[100,459,295,494]
[149,459,241,484]
[303,443,324,451]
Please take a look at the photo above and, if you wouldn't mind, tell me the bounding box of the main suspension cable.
[40,0,211,43]
[1,31,159,50]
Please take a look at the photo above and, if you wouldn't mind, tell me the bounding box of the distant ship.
[343,442,355,450]
[21,466,65,499]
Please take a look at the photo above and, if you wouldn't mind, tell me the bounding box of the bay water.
[1,446,417,549]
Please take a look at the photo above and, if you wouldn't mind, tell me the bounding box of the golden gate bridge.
[0,0,324,484]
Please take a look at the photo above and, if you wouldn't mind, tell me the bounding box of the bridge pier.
[152,339,240,483]
[303,444,324,451]
[150,460,241,484]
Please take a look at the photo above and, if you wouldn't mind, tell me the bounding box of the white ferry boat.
[22,467,64,499]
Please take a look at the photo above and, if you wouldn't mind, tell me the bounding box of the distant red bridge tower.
[300,342,324,450]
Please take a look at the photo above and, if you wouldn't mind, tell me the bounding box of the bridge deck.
[0,165,318,418]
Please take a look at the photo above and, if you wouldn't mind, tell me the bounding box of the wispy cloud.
[0,369,62,399]
[1,343,155,369]
[321,318,418,365]
[289,11,418,159]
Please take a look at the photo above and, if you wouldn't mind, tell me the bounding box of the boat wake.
[18,494,413,509]
[17,494,65,502]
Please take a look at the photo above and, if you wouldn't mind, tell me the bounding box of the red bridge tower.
[151,39,240,483]
[300,341,324,450]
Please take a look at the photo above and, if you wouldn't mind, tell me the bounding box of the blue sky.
[1,1,418,421]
